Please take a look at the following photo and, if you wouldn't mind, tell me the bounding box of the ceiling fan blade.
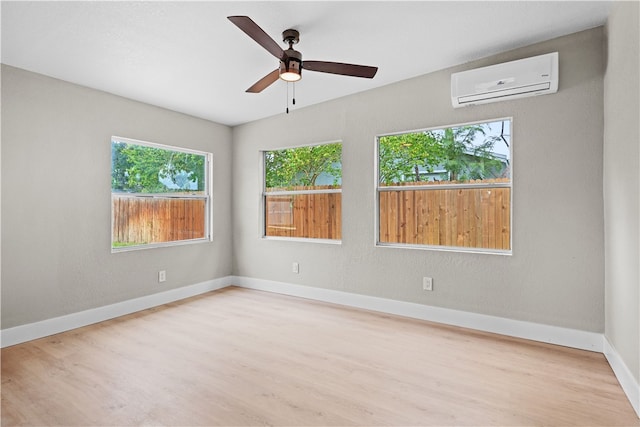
[228,16,285,60]
[303,61,378,78]
[246,69,280,93]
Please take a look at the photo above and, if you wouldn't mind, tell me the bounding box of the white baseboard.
[3,275,637,418]
[1,275,604,352]
[232,276,604,352]
[0,276,233,348]
[604,337,640,417]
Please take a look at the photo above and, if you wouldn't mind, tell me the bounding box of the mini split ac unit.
[451,52,558,108]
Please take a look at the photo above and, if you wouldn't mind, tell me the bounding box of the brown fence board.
[264,186,342,240]
[112,195,206,246]
[115,182,510,250]
[378,180,511,250]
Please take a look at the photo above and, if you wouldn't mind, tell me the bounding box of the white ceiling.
[2,1,611,126]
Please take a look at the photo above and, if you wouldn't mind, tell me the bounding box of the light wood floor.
[2,287,638,426]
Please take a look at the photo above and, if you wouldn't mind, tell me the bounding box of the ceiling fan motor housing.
[282,29,300,45]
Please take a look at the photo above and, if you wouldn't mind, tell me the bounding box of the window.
[263,142,342,241]
[111,136,212,251]
[376,119,512,253]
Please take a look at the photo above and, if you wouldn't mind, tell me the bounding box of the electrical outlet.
[292,262,299,274]
[158,270,166,283]
[423,277,433,291]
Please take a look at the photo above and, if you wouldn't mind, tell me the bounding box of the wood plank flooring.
[2,286,638,426]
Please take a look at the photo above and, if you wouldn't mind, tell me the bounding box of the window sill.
[262,236,342,245]
[375,242,512,256]
[111,237,212,253]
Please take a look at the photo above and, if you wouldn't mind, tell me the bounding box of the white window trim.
[374,117,513,255]
[260,140,343,243]
[111,136,213,253]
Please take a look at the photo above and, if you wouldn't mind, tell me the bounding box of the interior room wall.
[604,1,640,382]
[1,65,233,329]
[232,28,605,333]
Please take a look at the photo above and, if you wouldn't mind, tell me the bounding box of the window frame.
[374,117,513,255]
[111,136,213,253]
[261,140,343,244]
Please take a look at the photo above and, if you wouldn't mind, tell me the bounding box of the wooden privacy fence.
[379,180,511,250]
[112,195,206,246]
[265,186,341,240]
[114,183,510,249]
[265,181,510,250]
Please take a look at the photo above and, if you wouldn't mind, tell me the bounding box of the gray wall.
[604,2,640,381]
[232,28,605,332]
[1,65,233,329]
[1,26,611,338]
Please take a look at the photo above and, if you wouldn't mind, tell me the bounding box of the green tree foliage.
[435,125,503,182]
[378,133,442,184]
[111,142,131,190]
[379,122,507,184]
[265,143,342,188]
[111,142,205,193]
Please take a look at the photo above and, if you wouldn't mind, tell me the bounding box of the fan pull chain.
[285,82,297,114]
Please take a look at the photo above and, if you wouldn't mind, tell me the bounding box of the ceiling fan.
[227,16,379,93]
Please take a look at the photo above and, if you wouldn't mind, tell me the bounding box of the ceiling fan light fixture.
[280,69,301,82]
[279,55,302,82]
